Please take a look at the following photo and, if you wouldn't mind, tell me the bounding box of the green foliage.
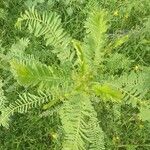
[105,53,132,74]
[139,105,150,121]
[60,94,104,150]
[84,9,108,70]
[0,0,150,150]
[0,93,49,128]
[0,79,6,110]
[109,71,149,103]
[92,83,123,102]
[10,58,70,90]
[16,7,72,62]
[9,38,30,55]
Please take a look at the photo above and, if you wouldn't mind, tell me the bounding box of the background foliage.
[0,0,150,150]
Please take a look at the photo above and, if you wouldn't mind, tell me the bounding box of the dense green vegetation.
[0,0,150,149]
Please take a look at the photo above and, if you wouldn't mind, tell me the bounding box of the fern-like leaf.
[10,58,70,90]
[105,53,132,74]
[92,83,123,102]
[59,93,104,150]
[107,71,149,106]
[87,104,105,150]
[16,7,72,61]
[0,79,6,110]
[8,38,30,58]
[0,92,49,128]
[84,9,108,69]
